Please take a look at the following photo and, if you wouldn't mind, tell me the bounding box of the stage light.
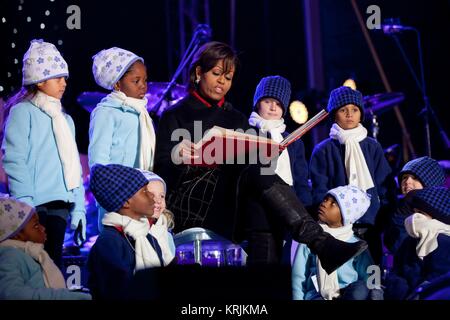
[343,78,357,90]
[58,39,63,45]
[40,23,45,29]
[0,86,4,92]
[45,10,51,16]
[13,28,17,34]
[289,100,308,124]
[11,42,15,48]
[26,16,31,22]
[2,17,6,23]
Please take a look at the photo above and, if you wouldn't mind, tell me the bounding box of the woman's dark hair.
[188,41,239,90]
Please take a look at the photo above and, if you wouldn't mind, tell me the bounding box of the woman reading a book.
[154,41,367,274]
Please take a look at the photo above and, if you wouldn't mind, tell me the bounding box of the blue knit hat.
[253,76,291,113]
[399,157,445,188]
[405,186,450,224]
[89,164,165,212]
[327,86,365,121]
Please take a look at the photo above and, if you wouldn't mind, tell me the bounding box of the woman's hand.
[172,139,200,164]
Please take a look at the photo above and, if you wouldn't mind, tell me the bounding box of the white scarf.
[109,91,156,171]
[102,212,173,271]
[316,223,354,300]
[248,111,293,186]
[404,213,450,259]
[0,239,66,289]
[329,123,374,192]
[31,91,81,190]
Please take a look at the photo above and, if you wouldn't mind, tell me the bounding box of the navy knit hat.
[253,75,291,113]
[399,157,445,188]
[405,186,450,224]
[90,164,165,212]
[327,86,365,121]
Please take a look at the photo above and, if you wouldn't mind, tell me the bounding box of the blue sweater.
[88,94,151,169]
[292,234,373,300]
[0,246,90,300]
[309,137,392,225]
[1,100,85,216]
[87,226,164,300]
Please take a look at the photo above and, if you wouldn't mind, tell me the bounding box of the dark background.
[1,0,449,164]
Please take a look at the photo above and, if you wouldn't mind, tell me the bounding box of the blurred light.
[13,28,18,34]
[26,16,31,22]
[289,100,309,125]
[18,5,23,11]
[7,72,12,78]
[11,42,16,48]
[45,10,51,16]
[2,17,6,23]
[0,86,4,92]
[343,78,357,90]
[40,23,45,29]
[57,39,63,45]
[14,59,18,64]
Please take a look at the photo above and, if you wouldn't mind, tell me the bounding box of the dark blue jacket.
[383,198,411,254]
[87,226,163,300]
[310,137,392,225]
[282,132,312,206]
[391,234,450,293]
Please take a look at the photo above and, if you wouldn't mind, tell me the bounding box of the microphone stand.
[390,28,450,157]
[151,25,211,118]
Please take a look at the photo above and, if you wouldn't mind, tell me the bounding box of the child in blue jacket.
[384,186,450,300]
[292,185,381,300]
[87,164,175,300]
[0,196,90,300]
[309,86,392,263]
[89,47,157,231]
[244,75,311,264]
[384,156,446,254]
[2,39,86,268]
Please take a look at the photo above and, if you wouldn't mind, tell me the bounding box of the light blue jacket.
[1,100,85,216]
[0,246,90,300]
[292,234,373,300]
[88,95,143,169]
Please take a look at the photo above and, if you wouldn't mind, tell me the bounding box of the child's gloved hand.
[70,211,86,246]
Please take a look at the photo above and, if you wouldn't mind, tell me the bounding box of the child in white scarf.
[90,47,157,231]
[310,86,393,265]
[0,196,91,300]
[87,164,175,299]
[246,75,312,265]
[292,185,382,300]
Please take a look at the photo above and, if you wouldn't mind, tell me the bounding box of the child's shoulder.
[9,100,35,114]
[0,246,31,263]
[312,138,336,152]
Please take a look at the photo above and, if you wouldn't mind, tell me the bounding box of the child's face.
[146,181,166,219]
[401,174,423,195]
[335,104,361,130]
[13,212,47,244]
[37,77,67,100]
[257,98,283,120]
[115,61,148,99]
[196,59,234,101]
[126,185,155,220]
[318,195,343,228]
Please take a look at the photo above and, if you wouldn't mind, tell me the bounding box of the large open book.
[187,109,328,166]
